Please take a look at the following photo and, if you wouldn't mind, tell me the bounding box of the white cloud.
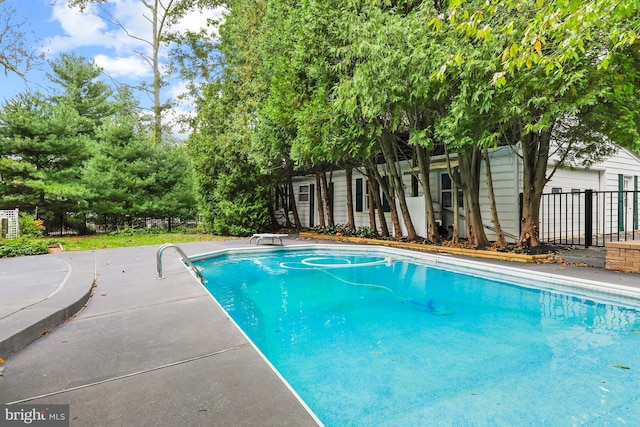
[165,105,194,140]
[46,1,111,54]
[46,0,154,58]
[46,1,223,63]
[172,7,226,35]
[166,80,195,106]
[93,54,151,78]
[43,0,223,115]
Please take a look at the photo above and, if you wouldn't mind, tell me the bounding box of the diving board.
[249,233,288,245]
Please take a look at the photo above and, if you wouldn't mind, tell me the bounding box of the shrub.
[335,224,355,236]
[314,224,342,235]
[18,213,45,238]
[0,238,49,257]
[108,227,163,237]
[314,224,378,238]
[356,226,378,239]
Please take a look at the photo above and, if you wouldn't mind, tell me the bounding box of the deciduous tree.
[0,2,42,77]
[68,0,211,144]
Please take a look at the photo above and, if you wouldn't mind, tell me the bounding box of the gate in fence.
[539,190,639,248]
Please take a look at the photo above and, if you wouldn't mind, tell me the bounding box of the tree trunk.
[286,174,302,230]
[345,165,355,228]
[369,158,401,237]
[454,148,490,248]
[483,146,507,248]
[366,178,377,233]
[416,144,439,243]
[267,196,279,228]
[452,178,459,243]
[315,167,325,227]
[519,130,552,247]
[366,162,390,237]
[379,130,417,240]
[150,0,162,145]
[280,184,292,228]
[320,169,334,226]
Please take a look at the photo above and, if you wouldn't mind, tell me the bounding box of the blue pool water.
[195,248,640,426]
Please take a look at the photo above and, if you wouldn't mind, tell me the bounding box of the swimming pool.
[191,245,640,426]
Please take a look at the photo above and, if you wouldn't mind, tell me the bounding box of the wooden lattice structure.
[0,209,19,239]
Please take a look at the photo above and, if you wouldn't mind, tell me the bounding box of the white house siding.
[594,147,640,191]
[292,177,316,228]
[590,147,640,235]
[289,162,421,235]
[539,146,640,242]
[478,147,520,242]
[284,144,639,242]
[544,168,603,193]
[539,168,602,242]
[288,147,519,240]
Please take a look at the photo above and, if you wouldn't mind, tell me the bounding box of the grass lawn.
[49,233,239,252]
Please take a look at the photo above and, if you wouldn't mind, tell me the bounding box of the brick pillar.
[605,241,640,274]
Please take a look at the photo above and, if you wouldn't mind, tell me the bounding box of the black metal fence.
[43,213,199,236]
[539,190,640,247]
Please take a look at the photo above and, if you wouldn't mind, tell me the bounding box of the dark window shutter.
[356,178,363,212]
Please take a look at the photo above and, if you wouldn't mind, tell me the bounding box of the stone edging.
[605,240,640,274]
[298,232,552,264]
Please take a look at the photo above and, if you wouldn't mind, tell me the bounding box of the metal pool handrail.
[156,243,205,282]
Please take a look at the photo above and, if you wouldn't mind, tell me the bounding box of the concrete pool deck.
[1,236,639,426]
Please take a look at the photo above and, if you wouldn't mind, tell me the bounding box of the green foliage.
[198,149,271,236]
[0,91,92,222]
[83,88,197,224]
[47,53,116,137]
[108,227,164,237]
[52,231,227,252]
[0,56,198,236]
[313,223,378,238]
[18,213,45,238]
[0,54,116,232]
[188,31,274,236]
[0,238,49,257]
[355,226,379,239]
[184,0,640,245]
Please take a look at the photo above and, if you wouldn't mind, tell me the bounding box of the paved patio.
[1,236,638,426]
[0,238,320,426]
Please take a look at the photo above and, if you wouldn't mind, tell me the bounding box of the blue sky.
[0,0,222,129]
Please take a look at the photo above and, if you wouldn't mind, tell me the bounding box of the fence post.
[585,190,593,248]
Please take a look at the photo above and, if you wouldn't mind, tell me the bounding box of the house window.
[365,180,370,210]
[551,187,562,194]
[441,173,463,208]
[299,185,309,202]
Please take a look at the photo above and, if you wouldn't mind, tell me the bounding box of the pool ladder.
[156,243,205,283]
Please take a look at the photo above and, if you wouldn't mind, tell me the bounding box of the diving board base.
[249,233,288,245]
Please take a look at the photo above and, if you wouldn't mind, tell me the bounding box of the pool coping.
[298,232,553,263]
[192,243,640,308]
